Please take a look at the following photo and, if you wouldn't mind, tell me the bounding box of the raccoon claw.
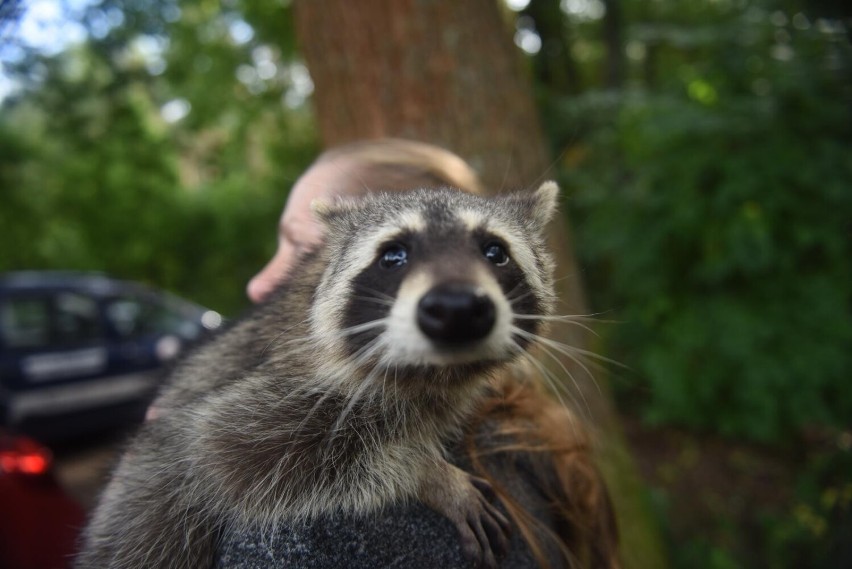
[455,475,512,568]
[421,466,512,568]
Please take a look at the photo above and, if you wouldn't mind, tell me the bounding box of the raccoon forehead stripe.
[349,210,425,269]
[366,210,426,251]
[395,210,427,233]
[458,208,486,232]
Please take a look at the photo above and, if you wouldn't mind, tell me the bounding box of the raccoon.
[77,182,559,569]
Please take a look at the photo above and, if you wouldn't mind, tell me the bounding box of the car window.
[1,297,51,348]
[106,298,143,338]
[106,297,200,340]
[53,292,102,345]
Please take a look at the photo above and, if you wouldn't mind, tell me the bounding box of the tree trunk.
[294,2,667,567]
[294,0,549,191]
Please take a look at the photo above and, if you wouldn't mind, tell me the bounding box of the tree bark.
[294,0,551,192]
[294,2,668,567]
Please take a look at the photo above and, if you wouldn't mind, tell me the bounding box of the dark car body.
[0,272,222,441]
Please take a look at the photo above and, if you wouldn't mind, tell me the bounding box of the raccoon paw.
[421,466,512,568]
[455,475,512,568]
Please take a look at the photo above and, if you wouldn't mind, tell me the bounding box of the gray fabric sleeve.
[216,442,566,569]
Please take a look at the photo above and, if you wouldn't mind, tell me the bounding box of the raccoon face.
[310,182,557,379]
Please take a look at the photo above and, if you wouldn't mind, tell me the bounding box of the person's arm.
[215,443,556,569]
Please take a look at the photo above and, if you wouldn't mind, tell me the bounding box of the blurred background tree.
[0,0,317,312]
[1,0,850,567]
[292,3,666,567]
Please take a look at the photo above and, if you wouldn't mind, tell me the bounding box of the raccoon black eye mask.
[77,182,559,569]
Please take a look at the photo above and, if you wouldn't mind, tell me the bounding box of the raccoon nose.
[417,283,496,345]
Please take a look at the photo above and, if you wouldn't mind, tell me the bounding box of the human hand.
[247,156,353,303]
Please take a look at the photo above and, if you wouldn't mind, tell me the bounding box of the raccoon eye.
[379,244,408,270]
[483,241,510,266]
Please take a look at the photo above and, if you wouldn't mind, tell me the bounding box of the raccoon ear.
[310,198,336,224]
[527,181,560,229]
[310,197,356,229]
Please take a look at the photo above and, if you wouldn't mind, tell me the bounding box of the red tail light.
[0,434,52,476]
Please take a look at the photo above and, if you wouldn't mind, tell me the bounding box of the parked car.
[0,272,223,441]
[0,429,85,569]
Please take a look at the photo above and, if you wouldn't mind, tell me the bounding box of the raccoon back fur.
[77,182,560,569]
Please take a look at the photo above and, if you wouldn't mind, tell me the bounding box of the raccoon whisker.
[341,335,387,376]
[270,337,369,369]
[504,274,561,307]
[549,273,586,288]
[350,295,396,307]
[508,341,580,421]
[522,354,586,438]
[352,284,397,303]
[335,318,389,338]
[512,326,624,372]
[276,318,388,348]
[270,319,389,364]
[327,350,386,443]
[502,280,530,303]
[506,274,574,306]
[512,312,604,322]
[511,327,600,395]
[391,363,404,432]
[290,388,338,440]
[288,336,384,439]
[547,294,614,316]
[380,365,406,427]
[511,314,600,337]
[517,335,594,420]
[379,363,392,419]
[506,288,538,309]
[538,311,619,325]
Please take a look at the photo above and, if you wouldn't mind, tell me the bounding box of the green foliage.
[672,539,743,569]
[559,10,852,443]
[761,442,852,568]
[527,3,852,567]
[0,0,317,315]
